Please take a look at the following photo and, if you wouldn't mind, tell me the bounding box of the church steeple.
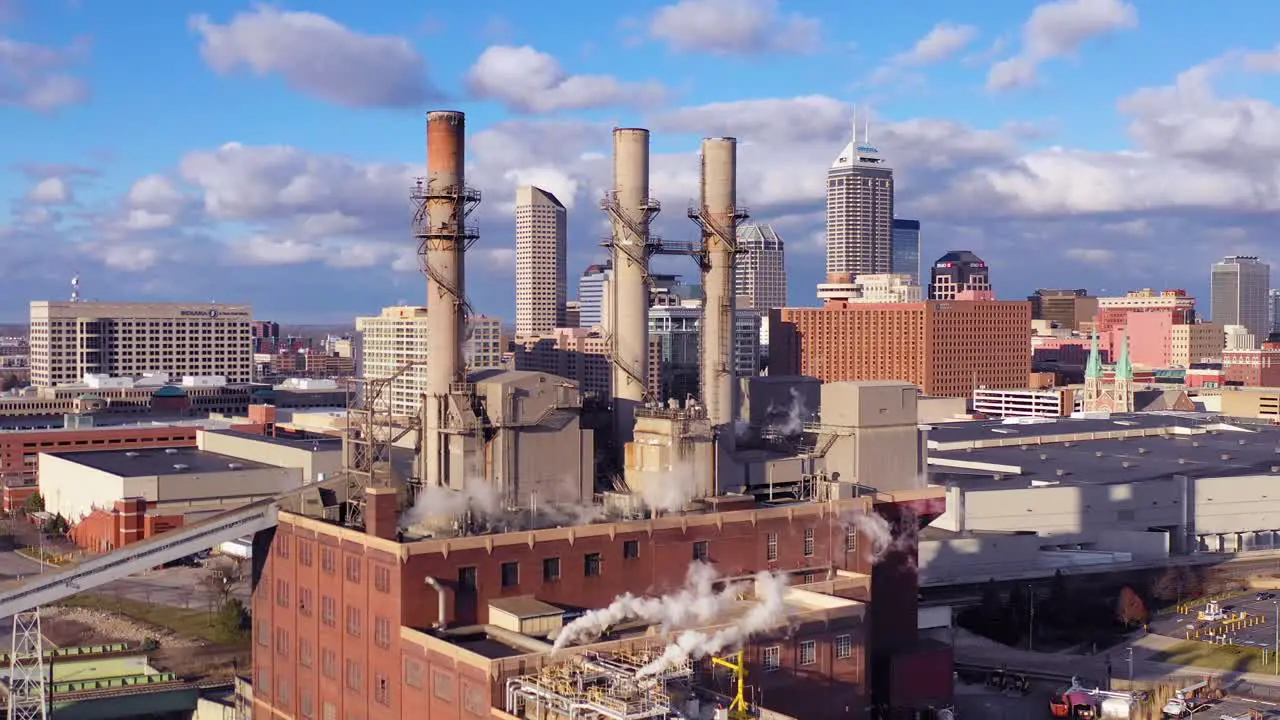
[1086,331,1103,379]
[1116,331,1133,381]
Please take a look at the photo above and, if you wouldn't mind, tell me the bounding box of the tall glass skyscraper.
[1211,256,1271,346]
[826,121,894,277]
[577,262,612,329]
[891,218,921,285]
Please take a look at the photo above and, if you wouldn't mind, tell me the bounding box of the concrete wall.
[38,453,126,521]
[1195,474,1280,534]
[917,396,967,423]
[197,430,342,482]
[823,382,925,492]
[954,478,1184,534]
[918,534,1043,580]
[155,466,300,503]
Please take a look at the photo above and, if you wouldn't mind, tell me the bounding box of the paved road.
[1152,591,1280,661]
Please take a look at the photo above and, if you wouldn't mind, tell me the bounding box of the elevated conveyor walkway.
[0,477,346,619]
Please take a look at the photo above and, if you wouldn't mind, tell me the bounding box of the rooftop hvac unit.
[172,463,190,471]
[228,463,243,470]
[165,448,178,455]
[124,451,139,457]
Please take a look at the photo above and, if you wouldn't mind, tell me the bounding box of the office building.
[514,186,567,337]
[1212,256,1271,346]
[826,126,894,277]
[28,301,253,388]
[817,273,921,304]
[1027,289,1097,331]
[927,251,991,300]
[1270,289,1280,337]
[890,219,921,285]
[1097,289,1196,332]
[735,224,787,312]
[576,263,612,329]
[354,307,502,416]
[770,299,1032,397]
[513,327,660,401]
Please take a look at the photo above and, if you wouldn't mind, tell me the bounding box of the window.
[321,595,336,627]
[584,552,602,577]
[301,691,314,719]
[323,702,336,720]
[375,674,390,705]
[276,579,290,607]
[692,541,709,562]
[803,528,815,557]
[463,684,486,713]
[345,660,362,691]
[496,562,517,589]
[321,547,335,574]
[458,566,477,592]
[275,627,289,658]
[346,605,362,637]
[256,668,270,694]
[404,658,423,688]
[835,634,852,659]
[433,670,454,701]
[345,556,361,584]
[766,533,778,561]
[543,557,561,582]
[799,640,816,666]
[762,646,781,671]
[299,540,313,567]
[322,649,337,679]
[277,676,291,707]
[299,587,312,616]
[375,616,391,648]
[845,530,857,554]
[623,539,639,559]
[299,638,313,667]
[374,565,391,593]
[256,620,268,647]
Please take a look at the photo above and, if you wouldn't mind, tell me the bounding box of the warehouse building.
[920,413,1280,584]
[40,447,302,552]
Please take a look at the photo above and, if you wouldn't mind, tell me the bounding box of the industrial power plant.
[0,112,950,720]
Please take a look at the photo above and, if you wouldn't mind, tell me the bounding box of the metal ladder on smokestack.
[600,190,661,400]
[411,179,481,324]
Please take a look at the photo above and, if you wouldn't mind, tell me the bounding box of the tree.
[44,514,69,536]
[1117,586,1149,627]
[198,562,246,621]
[213,598,250,643]
[22,493,44,515]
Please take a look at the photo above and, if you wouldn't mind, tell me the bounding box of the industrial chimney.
[691,137,747,450]
[602,129,660,445]
[413,111,480,489]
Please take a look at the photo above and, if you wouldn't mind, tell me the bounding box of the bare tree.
[198,562,246,619]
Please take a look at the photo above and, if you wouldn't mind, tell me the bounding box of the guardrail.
[0,642,131,665]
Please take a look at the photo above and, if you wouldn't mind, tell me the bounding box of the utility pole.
[1273,601,1278,675]
[1126,646,1134,687]
[1028,585,1035,652]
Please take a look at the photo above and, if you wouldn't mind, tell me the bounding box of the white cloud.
[1064,248,1115,265]
[988,0,1138,92]
[26,177,71,204]
[189,7,434,108]
[467,45,665,114]
[897,23,980,66]
[647,0,820,56]
[0,35,90,111]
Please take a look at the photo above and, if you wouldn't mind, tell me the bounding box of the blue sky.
[2,0,1279,323]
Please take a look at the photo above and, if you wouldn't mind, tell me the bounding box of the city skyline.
[3,0,1280,322]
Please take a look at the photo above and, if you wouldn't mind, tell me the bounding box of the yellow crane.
[711,652,751,719]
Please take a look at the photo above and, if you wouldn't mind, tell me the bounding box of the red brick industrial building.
[769,300,1032,397]
[249,487,949,720]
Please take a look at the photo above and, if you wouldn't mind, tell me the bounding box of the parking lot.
[1152,591,1280,654]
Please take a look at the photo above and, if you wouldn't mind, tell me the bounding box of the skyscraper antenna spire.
[851,103,858,147]
[864,111,870,146]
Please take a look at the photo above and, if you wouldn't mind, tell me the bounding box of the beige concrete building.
[355,306,503,417]
[29,301,253,388]
[1220,387,1280,420]
[513,327,661,401]
[1170,322,1225,366]
[196,428,343,484]
[515,186,567,337]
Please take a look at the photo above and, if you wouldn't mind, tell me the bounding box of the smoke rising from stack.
[844,506,920,569]
[765,387,808,436]
[635,570,791,678]
[636,456,699,514]
[551,562,748,653]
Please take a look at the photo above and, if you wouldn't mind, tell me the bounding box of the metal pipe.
[424,576,447,629]
[604,128,658,446]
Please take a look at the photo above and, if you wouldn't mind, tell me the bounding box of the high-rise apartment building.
[734,224,787,312]
[1270,289,1280,337]
[826,127,894,277]
[890,219,921,285]
[577,262,612,329]
[354,306,502,416]
[28,301,253,387]
[928,251,992,300]
[770,300,1031,397]
[1212,256,1271,346]
[515,186,567,337]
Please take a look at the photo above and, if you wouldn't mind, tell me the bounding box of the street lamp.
[1273,601,1278,676]
[1127,646,1134,686]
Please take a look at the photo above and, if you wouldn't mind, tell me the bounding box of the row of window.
[759,634,854,670]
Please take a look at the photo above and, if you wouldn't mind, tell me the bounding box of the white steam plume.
[635,571,791,678]
[765,387,808,436]
[399,481,503,531]
[551,562,745,653]
[844,508,919,569]
[636,455,699,514]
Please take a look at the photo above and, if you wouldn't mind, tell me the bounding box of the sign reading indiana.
[179,308,250,319]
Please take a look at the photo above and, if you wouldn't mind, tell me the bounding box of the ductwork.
[424,576,447,629]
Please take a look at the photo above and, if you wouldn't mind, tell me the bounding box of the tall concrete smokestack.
[413,110,480,489]
[691,137,747,446]
[602,128,660,445]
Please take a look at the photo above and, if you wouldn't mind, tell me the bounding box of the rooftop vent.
[228,463,244,470]
[1192,441,1201,447]
[1178,458,1187,465]
[1272,466,1280,473]
[1138,448,1149,455]
[1095,451,1105,458]
[1020,445,1030,451]
[1239,439,1248,446]
[1039,453,1049,461]
[1055,468,1067,477]
[124,451,139,457]
[164,448,178,455]
[992,473,1005,481]
[1221,453,1232,461]
[172,463,189,471]
[1063,442,1075,448]
[1121,461,1133,469]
